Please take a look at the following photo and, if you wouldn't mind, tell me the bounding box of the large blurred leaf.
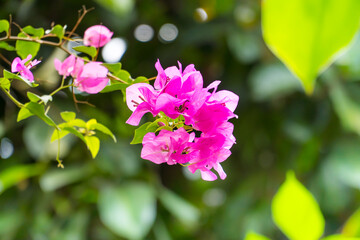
[322,235,360,240]
[227,30,261,64]
[249,63,301,101]
[328,75,360,136]
[98,182,156,239]
[272,171,325,240]
[0,164,44,194]
[336,34,360,80]
[244,231,271,240]
[158,188,200,228]
[342,208,360,237]
[39,165,90,192]
[262,0,360,94]
[325,139,360,190]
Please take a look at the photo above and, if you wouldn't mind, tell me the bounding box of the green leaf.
[262,0,360,94]
[3,69,38,87]
[39,165,90,192]
[84,136,100,158]
[68,119,87,128]
[17,105,33,122]
[133,76,148,84]
[91,122,116,142]
[62,126,86,143]
[158,188,200,228]
[0,20,9,34]
[16,26,44,59]
[0,164,44,194]
[72,46,97,58]
[321,235,360,240]
[27,92,52,105]
[130,122,159,144]
[117,69,131,83]
[98,183,156,239]
[0,78,10,91]
[249,63,301,101]
[244,231,271,240]
[47,24,65,41]
[60,111,76,122]
[25,102,57,127]
[0,42,15,51]
[27,92,41,102]
[272,171,325,240]
[328,77,360,136]
[342,208,360,237]
[50,127,69,142]
[102,62,122,74]
[100,82,128,93]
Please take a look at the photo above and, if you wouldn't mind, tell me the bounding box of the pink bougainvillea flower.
[192,103,236,133]
[54,55,84,77]
[188,133,231,181]
[11,54,40,82]
[126,59,239,181]
[154,59,202,92]
[83,25,113,48]
[74,62,109,94]
[141,128,195,165]
[126,83,159,126]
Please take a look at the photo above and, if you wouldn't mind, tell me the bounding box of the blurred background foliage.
[0,0,359,239]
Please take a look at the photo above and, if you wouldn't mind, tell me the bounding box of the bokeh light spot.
[134,24,154,42]
[159,23,178,42]
[102,38,127,63]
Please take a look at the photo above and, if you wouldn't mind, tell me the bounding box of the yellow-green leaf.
[342,208,360,237]
[17,105,33,122]
[72,46,97,58]
[60,111,76,122]
[272,171,325,240]
[47,24,65,41]
[84,136,100,158]
[0,20,9,34]
[262,0,360,94]
[321,235,360,240]
[244,231,271,240]
[0,42,15,51]
[130,122,158,145]
[15,26,44,59]
[0,164,44,194]
[0,78,10,91]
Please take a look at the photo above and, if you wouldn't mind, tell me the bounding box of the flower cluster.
[54,25,113,94]
[126,60,238,181]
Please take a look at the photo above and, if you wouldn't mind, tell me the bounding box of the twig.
[62,5,94,47]
[0,53,11,66]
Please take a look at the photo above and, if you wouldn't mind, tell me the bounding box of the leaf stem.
[0,87,24,108]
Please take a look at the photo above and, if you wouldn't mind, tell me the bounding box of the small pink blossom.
[83,25,113,48]
[11,54,40,82]
[54,55,84,78]
[74,62,109,94]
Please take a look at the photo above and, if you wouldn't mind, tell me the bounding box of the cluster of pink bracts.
[126,60,239,181]
[11,25,113,94]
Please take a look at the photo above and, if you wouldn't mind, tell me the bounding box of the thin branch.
[0,87,24,108]
[0,53,11,66]
[62,5,94,47]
